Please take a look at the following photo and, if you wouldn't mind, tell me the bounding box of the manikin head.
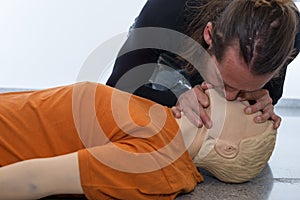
[190,89,277,183]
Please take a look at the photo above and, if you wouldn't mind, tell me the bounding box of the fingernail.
[255,116,262,123]
[197,122,204,128]
[245,107,252,114]
[237,97,245,101]
[196,119,201,128]
[206,121,212,129]
[274,122,280,129]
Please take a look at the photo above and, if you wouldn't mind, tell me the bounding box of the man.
[106,0,300,129]
[0,82,276,199]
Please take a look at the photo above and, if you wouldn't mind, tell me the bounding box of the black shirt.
[106,0,300,107]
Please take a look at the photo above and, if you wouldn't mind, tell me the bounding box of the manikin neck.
[175,115,206,159]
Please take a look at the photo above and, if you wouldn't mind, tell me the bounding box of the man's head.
[186,0,298,100]
[192,89,277,183]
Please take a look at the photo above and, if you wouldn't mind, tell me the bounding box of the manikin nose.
[225,90,240,101]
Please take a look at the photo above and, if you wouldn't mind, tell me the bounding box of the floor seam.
[273,178,300,183]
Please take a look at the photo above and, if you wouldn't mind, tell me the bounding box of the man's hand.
[238,89,281,129]
[172,83,212,128]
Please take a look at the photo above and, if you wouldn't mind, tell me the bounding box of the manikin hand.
[172,83,213,128]
[237,89,281,129]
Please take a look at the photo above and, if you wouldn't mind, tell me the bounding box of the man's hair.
[184,0,298,76]
[194,123,276,183]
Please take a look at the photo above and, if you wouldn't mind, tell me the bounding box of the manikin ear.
[203,22,213,48]
[215,139,239,159]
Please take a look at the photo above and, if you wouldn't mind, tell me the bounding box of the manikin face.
[202,22,275,101]
[188,88,274,161]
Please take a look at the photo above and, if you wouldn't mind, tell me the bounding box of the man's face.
[209,45,275,101]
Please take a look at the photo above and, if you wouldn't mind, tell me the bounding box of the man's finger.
[271,114,281,129]
[193,86,210,108]
[171,106,182,119]
[184,108,204,128]
[239,89,270,101]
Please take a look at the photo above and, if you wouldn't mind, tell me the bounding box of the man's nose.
[225,90,240,101]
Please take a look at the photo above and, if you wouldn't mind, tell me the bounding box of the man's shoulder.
[133,0,188,31]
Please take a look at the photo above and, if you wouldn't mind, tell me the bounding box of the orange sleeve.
[0,84,84,166]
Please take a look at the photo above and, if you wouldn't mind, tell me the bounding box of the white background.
[0,0,299,99]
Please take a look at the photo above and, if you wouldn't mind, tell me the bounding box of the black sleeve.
[106,0,187,107]
[263,9,300,105]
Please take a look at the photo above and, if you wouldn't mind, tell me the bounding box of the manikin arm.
[0,152,83,200]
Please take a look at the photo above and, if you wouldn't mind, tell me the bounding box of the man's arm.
[106,0,187,107]
[0,152,83,200]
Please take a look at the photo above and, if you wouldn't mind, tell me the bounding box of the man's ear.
[215,139,239,159]
[203,22,213,47]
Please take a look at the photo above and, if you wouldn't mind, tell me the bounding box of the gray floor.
[1,88,299,199]
[177,102,300,200]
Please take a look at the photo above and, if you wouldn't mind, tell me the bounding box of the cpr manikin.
[0,82,278,199]
[178,89,277,183]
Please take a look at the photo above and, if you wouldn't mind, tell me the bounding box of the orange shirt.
[0,82,202,199]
